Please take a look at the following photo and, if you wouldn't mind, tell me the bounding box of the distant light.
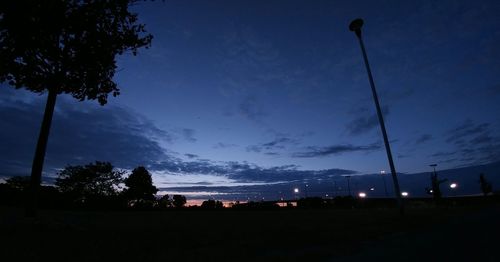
[294,188,299,193]
[358,192,366,198]
[450,183,457,189]
[429,189,433,193]
[325,194,329,197]
[370,187,375,191]
[401,192,409,197]
[380,170,386,175]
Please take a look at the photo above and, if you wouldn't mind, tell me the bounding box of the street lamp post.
[349,18,404,214]
[430,164,437,175]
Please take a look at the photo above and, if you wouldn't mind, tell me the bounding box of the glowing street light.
[350,18,403,214]
[401,192,409,197]
[450,183,458,197]
[293,188,299,200]
[358,192,367,198]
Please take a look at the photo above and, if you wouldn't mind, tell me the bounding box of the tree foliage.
[0,0,152,104]
[55,161,124,199]
[172,194,187,208]
[201,199,224,209]
[5,176,31,191]
[158,194,173,208]
[123,166,158,201]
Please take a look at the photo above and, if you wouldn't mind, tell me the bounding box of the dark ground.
[1,204,499,261]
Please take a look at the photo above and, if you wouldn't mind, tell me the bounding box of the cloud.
[0,90,359,188]
[246,136,299,154]
[0,93,169,177]
[149,157,357,185]
[213,142,239,149]
[181,128,197,142]
[293,143,381,158]
[184,153,199,159]
[346,106,389,136]
[445,120,490,144]
[440,120,500,165]
[431,151,456,157]
[416,134,433,144]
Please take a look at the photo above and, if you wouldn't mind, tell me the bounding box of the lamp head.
[349,18,364,37]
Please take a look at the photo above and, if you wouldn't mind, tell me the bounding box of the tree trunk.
[26,89,58,217]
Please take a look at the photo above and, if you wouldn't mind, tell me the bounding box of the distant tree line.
[0,161,186,210]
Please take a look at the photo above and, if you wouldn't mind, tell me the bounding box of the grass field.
[1,205,499,261]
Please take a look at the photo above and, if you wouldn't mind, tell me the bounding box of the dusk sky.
[1,0,499,200]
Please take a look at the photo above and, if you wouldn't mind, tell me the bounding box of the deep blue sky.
[1,0,500,200]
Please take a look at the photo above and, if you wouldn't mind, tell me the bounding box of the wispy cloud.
[439,120,500,165]
[416,134,433,144]
[293,143,381,158]
[184,153,199,159]
[213,142,239,149]
[246,136,299,154]
[445,120,490,145]
[346,106,389,136]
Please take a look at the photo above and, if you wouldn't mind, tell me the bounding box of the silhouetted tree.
[5,176,31,191]
[479,173,493,196]
[123,166,158,202]
[172,195,187,208]
[0,0,152,215]
[158,194,173,208]
[55,161,124,203]
[201,199,224,209]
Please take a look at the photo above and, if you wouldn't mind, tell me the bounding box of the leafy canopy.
[0,0,152,104]
[55,161,124,198]
[124,166,158,201]
[172,194,187,208]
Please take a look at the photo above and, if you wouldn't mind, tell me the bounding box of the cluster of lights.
[285,181,456,199]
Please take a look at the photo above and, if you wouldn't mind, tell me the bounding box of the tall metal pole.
[349,18,404,214]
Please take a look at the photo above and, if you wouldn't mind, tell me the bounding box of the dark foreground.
[1,205,499,261]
